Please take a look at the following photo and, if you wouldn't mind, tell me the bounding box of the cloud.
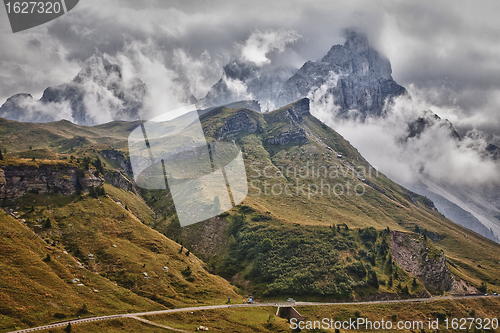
[113,40,194,119]
[380,0,500,137]
[0,25,81,103]
[1,0,500,138]
[310,84,500,188]
[238,29,301,66]
[173,49,223,100]
[13,96,74,123]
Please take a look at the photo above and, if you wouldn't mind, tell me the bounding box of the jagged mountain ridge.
[203,30,407,118]
[0,52,148,126]
[202,60,297,112]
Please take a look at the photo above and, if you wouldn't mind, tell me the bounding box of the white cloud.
[173,49,223,100]
[114,40,193,119]
[239,29,300,66]
[310,84,500,188]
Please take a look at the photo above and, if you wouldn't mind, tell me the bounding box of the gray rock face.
[263,98,310,145]
[203,31,406,118]
[275,98,311,123]
[100,149,132,175]
[278,31,406,117]
[104,170,136,193]
[0,164,103,199]
[391,231,457,292]
[406,110,461,140]
[485,144,500,160]
[78,170,105,191]
[202,61,297,112]
[40,53,147,125]
[0,93,55,123]
[216,110,262,140]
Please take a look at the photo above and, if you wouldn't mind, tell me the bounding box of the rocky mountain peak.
[321,30,393,80]
[276,31,405,117]
[0,52,148,126]
[203,31,402,116]
[343,30,370,51]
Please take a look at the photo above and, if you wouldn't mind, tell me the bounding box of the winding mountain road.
[7,294,496,333]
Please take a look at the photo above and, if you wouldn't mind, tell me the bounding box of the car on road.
[287,298,295,303]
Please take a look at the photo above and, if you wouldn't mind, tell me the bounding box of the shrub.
[433,310,447,321]
[227,213,246,236]
[261,238,273,252]
[346,261,367,278]
[77,304,89,315]
[367,270,379,288]
[360,227,378,244]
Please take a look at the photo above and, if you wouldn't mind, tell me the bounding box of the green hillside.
[1,99,500,331]
[154,99,500,298]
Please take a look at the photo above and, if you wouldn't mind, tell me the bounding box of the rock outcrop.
[263,98,310,145]
[266,127,307,145]
[104,170,136,193]
[0,163,103,200]
[216,110,263,140]
[101,149,133,175]
[391,231,457,292]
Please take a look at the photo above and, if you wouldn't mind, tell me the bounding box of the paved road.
[7,295,496,333]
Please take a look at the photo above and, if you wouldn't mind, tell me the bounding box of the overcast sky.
[1,0,499,138]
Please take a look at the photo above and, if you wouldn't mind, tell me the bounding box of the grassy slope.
[35,318,167,333]
[195,103,500,295]
[0,210,160,332]
[0,187,241,332]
